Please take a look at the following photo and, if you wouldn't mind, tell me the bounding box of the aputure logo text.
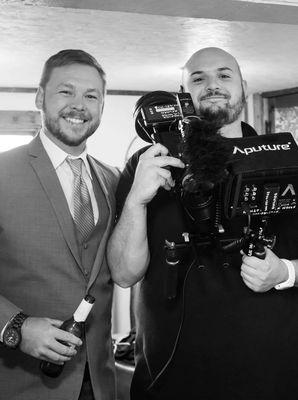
[233,142,291,156]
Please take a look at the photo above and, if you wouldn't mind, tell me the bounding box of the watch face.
[3,327,21,349]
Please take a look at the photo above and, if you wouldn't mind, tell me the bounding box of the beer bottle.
[40,294,95,378]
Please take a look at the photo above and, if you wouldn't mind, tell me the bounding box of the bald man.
[107,47,298,399]
[182,47,247,135]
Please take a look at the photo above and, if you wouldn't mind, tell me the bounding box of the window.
[0,109,39,151]
[0,135,33,152]
[263,89,298,142]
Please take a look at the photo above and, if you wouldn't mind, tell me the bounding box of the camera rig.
[134,91,298,298]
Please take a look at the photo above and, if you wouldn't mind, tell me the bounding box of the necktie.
[67,157,95,240]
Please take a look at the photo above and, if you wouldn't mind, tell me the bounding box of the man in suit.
[0,49,119,400]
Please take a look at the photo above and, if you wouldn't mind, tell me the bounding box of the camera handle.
[243,231,266,259]
[242,217,276,259]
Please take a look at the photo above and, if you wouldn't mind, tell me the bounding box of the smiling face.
[182,48,247,126]
[36,63,105,155]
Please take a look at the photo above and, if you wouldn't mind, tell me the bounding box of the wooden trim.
[108,90,149,96]
[262,87,298,98]
[0,87,148,96]
[0,87,37,93]
[253,93,264,134]
[0,110,40,135]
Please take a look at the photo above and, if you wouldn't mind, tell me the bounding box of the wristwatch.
[2,312,29,349]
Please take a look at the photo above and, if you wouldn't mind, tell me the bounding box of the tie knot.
[67,157,83,177]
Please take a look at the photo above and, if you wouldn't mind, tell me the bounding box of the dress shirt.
[40,130,99,224]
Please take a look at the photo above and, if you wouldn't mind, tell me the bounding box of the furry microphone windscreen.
[181,117,232,193]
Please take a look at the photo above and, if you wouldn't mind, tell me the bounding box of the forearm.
[0,294,21,334]
[275,258,298,288]
[108,144,185,287]
[290,259,298,287]
[107,196,150,288]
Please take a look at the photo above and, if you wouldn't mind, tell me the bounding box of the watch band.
[275,259,296,290]
[10,312,29,330]
[2,312,29,349]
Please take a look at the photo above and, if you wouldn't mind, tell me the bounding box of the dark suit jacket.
[0,135,120,400]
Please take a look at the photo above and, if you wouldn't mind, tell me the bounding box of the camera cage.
[134,91,298,299]
[134,90,298,222]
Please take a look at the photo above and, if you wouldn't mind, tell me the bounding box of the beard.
[196,88,246,127]
[42,107,99,147]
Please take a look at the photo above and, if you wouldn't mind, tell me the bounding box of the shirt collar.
[39,130,92,178]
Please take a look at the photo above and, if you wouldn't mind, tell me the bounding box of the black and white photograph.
[1,1,298,399]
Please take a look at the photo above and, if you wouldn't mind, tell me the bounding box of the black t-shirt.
[116,125,298,400]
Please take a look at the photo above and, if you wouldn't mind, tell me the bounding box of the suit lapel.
[28,136,83,271]
[87,156,114,289]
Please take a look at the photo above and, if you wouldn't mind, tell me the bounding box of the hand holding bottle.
[40,294,95,377]
[20,317,82,364]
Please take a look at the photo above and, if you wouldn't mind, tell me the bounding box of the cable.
[146,257,197,390]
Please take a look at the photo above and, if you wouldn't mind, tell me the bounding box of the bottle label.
[73,299,94,322]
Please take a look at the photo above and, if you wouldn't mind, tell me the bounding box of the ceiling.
[1,0,298,94]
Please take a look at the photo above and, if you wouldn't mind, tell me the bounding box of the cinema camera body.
[134,91,298,298]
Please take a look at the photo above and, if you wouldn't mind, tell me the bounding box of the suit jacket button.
[83,243,88,249]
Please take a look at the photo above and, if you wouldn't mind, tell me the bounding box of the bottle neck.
[73,298,94,322]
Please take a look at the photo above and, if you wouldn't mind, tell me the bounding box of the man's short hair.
[39,49,106,91]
